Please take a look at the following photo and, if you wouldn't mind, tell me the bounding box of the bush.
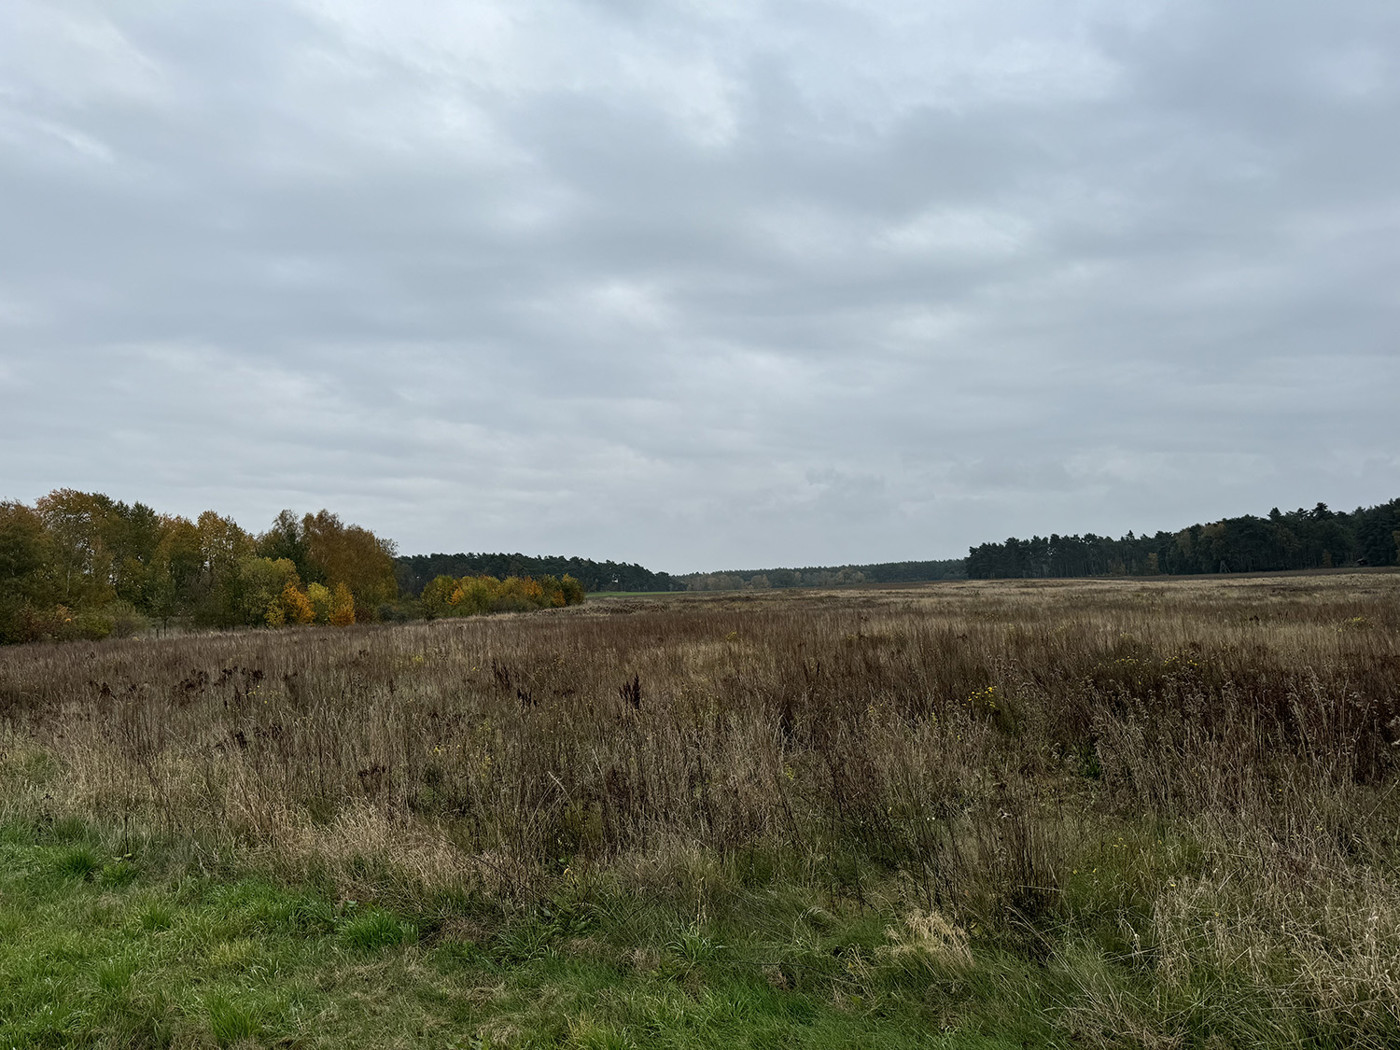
[429,573,587,618]
[109,602,148,639]
[376,601,414,623]
[60,607,115,642]
[419,576,457,619]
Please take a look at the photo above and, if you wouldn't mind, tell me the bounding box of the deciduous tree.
[329,581,356,626]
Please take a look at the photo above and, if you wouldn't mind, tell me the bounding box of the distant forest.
[395,553,680,597]
[966,499,1400,579]
[681,558,967,591]
[397,555,969,596]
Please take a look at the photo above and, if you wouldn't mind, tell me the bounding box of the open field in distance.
[2,572,1399,1047]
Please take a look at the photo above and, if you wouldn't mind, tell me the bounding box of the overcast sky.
[2,0,1397,572]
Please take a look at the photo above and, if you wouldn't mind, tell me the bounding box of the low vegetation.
[2,572,1399,1046]
[680,557,966,592]
[419,573,586,618]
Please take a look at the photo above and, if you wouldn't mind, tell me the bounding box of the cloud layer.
[3,0,1397,570]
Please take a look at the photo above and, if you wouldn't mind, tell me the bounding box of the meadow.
[2,572,1399,1048]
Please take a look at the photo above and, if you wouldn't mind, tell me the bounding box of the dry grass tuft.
[882,909,974,969]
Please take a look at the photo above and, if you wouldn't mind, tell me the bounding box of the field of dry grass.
[3,572,1399,1047]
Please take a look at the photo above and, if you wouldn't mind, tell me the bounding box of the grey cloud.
[2,0,1397,571]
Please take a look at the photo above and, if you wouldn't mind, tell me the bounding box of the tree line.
[966,499,1400,579]
[681,558,966,591]
[0,491,603,645]
[395,553,678,596]
[9,486,1395,643]
[0,490,401,643]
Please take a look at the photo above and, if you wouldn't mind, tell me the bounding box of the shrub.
[109,601,148,639]
[306,582,332,624]
[329,582,356,626]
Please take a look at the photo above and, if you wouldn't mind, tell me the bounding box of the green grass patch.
[0,822,1071,1048]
